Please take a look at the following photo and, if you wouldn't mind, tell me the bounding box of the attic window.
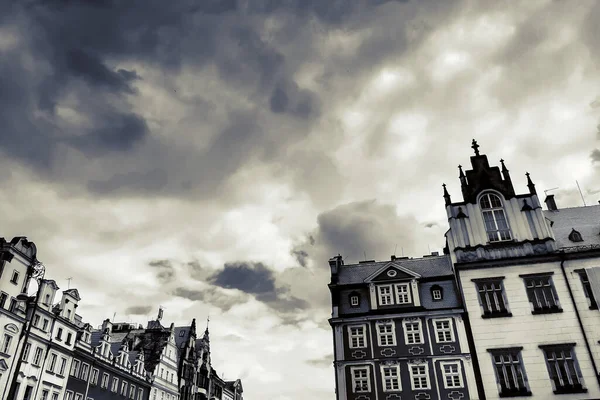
[568,229,583,242]
[387,270,398,277]
[179,331,185,337]
[349,293,360,307]
[431,285,443,301]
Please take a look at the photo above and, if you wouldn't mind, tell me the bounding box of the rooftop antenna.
[401,247,404,257]
[428,244,431,254]
[394,244,398,255]
[363,251,367,261]
[544,187,559,196]
[113,312,116,321]
[66,277,73,289]
[576,180,587,206]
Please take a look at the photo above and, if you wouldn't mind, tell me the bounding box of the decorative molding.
[351,350,367,359]
[4,323,19,334]
[439,345,456,354]
[403,317,419,322]
[415,393,431,400]
[0,359,8,371]
[356,396,371,400]
[448,391,465,400]
[381,348,396,357]
[408,346,424,356]
[386,395,401,400]
[381,360,399,366]
[410,358,427,365]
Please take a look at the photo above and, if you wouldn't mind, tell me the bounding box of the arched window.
[479,193,511,242]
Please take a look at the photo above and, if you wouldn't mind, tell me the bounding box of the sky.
[1,0,600,398]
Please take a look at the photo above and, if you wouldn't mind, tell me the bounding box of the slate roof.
[337,255,453,285]
[174,326,191,349]
[544,205,600,250]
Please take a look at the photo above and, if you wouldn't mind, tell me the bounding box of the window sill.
[482,312,512,319]
[553,386,587,395]
[531,308,563,315]
[499,390,532,398]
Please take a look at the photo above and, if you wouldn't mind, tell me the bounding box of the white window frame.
[22,343,31,362]
[348,324,367,349]
[403,319,424,345]
[70,359,80,377]
[376,321,396,347]
[350,295,360,306]
[101,373,109,389]
[33,347,43,366]
[129,385,136,400]
[137,389,144,400]
[479,192,512,242]
[111,377,119,393]
[74,394,83,400]
[440,361,464,389]
[47,353,57,372]
[121,381,128,396]
[64,391,74,400]
[394,283,411,304]
[409,363,431,390]
[1,334,13,354]
[433,318,455,343]
[91,368,99,385]
[58,357,67,376]
[380,364,401,392]
[81,363,90,381]
[432,289,442,300]
[350,366,371,393]
[378,285,393,305]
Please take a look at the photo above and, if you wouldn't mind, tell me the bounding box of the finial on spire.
[442,183,451,206]
[526,172,536,195]
[500,158,506,169]
[471,139,480,156]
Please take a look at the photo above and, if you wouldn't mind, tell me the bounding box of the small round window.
[387,270,397,277]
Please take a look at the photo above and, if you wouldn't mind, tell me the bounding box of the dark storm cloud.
[149,259,176,284]
[208,262,277,294]
[172,287,245,312]
[125,305,153,315]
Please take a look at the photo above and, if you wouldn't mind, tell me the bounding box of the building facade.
[444,141,600,399]
[328,253,478,400]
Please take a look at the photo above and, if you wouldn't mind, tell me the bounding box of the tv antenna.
[576,181,587,206]
[544,187,559,196]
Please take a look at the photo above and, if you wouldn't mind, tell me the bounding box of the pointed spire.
[526,172,536,195]
[458,165,467,188]
[471,139,480,156]
[190,318,197,336]
[500,158,507,172]
[442,183,451,206]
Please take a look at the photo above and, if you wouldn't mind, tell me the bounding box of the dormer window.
[431,285,443,301]
[349,293,360,307]
[479,193,511,242]
[377,283,412,306]
[568,229,583,242]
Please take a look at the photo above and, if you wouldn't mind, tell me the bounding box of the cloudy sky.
[1,0,600,398]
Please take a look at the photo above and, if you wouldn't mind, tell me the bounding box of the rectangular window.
[0,292,7,308]
[432,289,442,300]
[9,298,16,312]
[22,343,31,362]
[540,344,586,394]
[51,393,59,400]
[64,391,73,400]
[41,390,49,400]
[129,386,136,399]
[101,373,109,389]
[441,361,464,389]
[578,271,598,309]
[523,274,561,313]
[381,365,401,392]
[111,377,119,393]
[394,283,411,304]
[348,325,367,349]
[121,382,128,396]
[70,359,80,377]
[138,389,144,400]
[91,368,99,385]
[488,348,530,397]
[1,334,12,354]
[47,353,57,372]
[58,357,67,376]
[66,333,73,345]
[32,347,43,366]
[403,320,423,344]
[10,270,19,284]
[376,321,396,347]
[55,328,63,340]
[81,363,90,381]
[350,366,370,393]
[350,295,359,306]
[74,394,83,400]
[434,318,455,343]
[33,314,40,327]
[42,319,49,331]
[475,278,510,317]
[378,285,393,305]
[409,364,430,390]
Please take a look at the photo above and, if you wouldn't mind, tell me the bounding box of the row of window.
[22,342,55,368]
[70,359,145,399]
[350,284,444,309]
[474,271,594,317]
[350,361,464,393]
[348,318,455,348]
[0,291,18,313]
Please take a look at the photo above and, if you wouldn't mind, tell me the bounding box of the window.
[64,392,73,400]
[350,366,370,393]
[409,364,430,390]
[441,361,464,389]
[434,319,455,343]
[22,343,31,362]
[350,295,360,307]
[58,357,67,376]
[66,333,73,345]
[568,229,583,242]
[523,274,561,314]
[91,368,99,385]
[129,386,136,399]
[394,283,411,304]
[475,278,510,317]
[9,298,16,312]
[52,393,59,400]
[33,314,40,326]
[56,328,63,340]
[47,353,57,372]
[10,270,19,284]
[376,321,396,347]
[0,292,7,308]
[81,363,90,381]
[578,271,597,309]
[480,193,511,242]
[101,373,109,389]
[111,377,119,393]
[348,325,367,349]
[42,318,49,331]
[403,320,423,344]
[1,334,13,354]
[70,359,80,377]
[121,381,128,396]
[381,365,401,392]
[33,347,43,366]
[138,389,144,400]
[378,285,393,305]
[540,344,586,394]
[41,390,49,400]
[74,394,83,400]
[431,285,443,301]
[488,348,530,397]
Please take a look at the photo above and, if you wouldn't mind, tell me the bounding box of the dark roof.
[544,205,600,250]
[337,255,453,285]
[174,326,190,349]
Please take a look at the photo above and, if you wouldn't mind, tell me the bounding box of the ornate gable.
[363,262,421,283]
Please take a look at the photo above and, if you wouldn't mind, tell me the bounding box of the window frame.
[80,363,90,381]
[433,318,455,343]
[47,353,57,372]
[375,321,396,347]
[70,359,81,377]
[402,319,424,345]
[521,273,562,314]
[64,391,73,400]
[101,373,110,389]
[137,389,144,400]
[377,284,393,306]
[349,294,360,307]
[32,347,43,366]
[380,364,401,392]
[91,368,99,385]
[10,270,19,284]
[479,192,512,242]
[409,363,431,390]
[347,324,367,349]
[1,333,13,354]
[121,381,128,396]
[473,277,512,318]
[431,285,443,301]
[350,366,371,393]
[111,377,119,393]
[577,270,598,310]
[488,347,531,397]
[539,344,587,394]
[58,357,67,376]
[0,291,8,309]
[394,283,411,304]
[22,342,31,362]
[440,361,464,389]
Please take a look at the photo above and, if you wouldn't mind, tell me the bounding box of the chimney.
[431,251,439,256]
[544,194,558,211]
[101,318,113,335]
[329,254,343,284]
[391,255,396,261]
